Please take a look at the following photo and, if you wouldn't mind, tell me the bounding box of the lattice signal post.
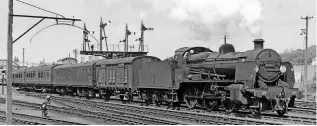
[80,21,153,59]
[136,21,154,52]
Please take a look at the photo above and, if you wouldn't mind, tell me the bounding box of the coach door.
[97,66,106,88]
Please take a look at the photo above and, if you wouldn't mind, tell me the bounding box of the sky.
[0,0,316,63]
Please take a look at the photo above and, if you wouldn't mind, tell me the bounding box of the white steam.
[103,0,264,40]
[166,0,264,39]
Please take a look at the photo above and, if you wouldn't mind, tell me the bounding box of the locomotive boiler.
[174,39,300,115]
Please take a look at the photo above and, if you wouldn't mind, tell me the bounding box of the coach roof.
[26,65,59,71]
[95,56,161,65]
[54,62,94,69]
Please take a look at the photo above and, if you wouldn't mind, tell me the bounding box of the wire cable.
[30,23,100,46]
[15,0,65,18]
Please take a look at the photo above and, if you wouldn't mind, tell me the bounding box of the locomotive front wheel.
[276,100,287,116]
[276,110,286,116]
[251,100,263,115]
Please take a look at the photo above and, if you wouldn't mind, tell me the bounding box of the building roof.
[0,59,20,68]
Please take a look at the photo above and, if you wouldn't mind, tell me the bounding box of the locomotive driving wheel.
[204,100,219,111]
[183,86,198,109]
[184,94,198,109]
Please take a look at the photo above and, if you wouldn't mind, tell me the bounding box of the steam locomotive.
[12,39,301,116]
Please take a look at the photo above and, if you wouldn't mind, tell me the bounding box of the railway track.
[0,97,181,125]
[24,92,317,125]
[89,98,317,125]
[294,100,316,109]
[0,114,44,125]
[30,95,191,125]
[32,94,295,125]
[0,110,86,125]
[288,107,316,115]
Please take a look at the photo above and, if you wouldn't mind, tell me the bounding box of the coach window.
[124,66,128,83]
[47,70,49,78]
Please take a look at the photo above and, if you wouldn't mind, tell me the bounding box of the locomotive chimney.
[253,39,265,50]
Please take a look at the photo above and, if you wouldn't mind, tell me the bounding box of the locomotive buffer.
[80,20,153,59]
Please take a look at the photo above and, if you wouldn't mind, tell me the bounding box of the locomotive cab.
[174,47,213,67]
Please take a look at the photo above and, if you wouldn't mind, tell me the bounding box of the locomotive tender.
[12,39,301,115]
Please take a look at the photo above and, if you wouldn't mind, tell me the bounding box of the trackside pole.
[6,0,13,124]
[1,75,4,96]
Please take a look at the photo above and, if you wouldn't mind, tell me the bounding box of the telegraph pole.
[301,16,314,101]
[5,0,80,124]
[6,0,13,124]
